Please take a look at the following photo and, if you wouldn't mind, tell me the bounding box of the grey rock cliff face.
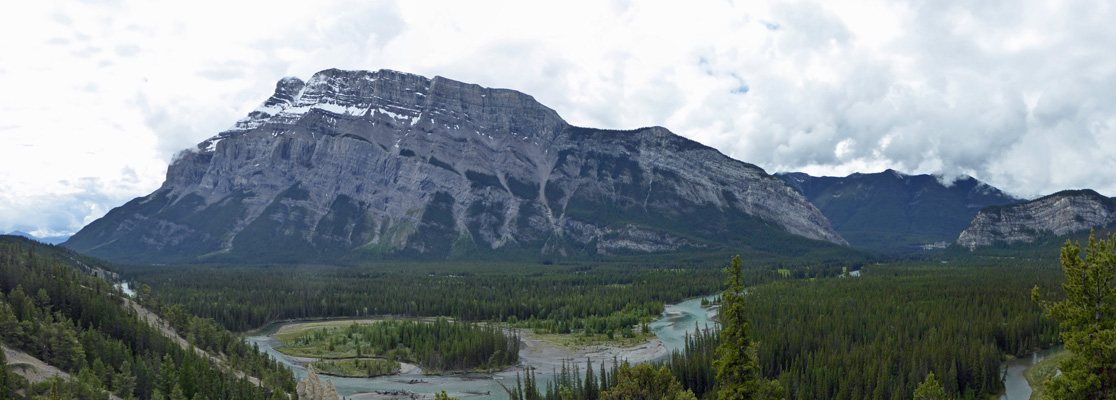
[65,69,845,262]
[957,190,1116,249]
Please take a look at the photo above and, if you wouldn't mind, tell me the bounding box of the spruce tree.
[0,342,10,398]
[584,358,598,400]
[714,255,785,400]
[114,359,136,400]
[600,362,696,400]
[1033,232,1116,399]
[171,382,188,400]
[158,353,178,397]
[600,361,608,394]
[913,372,949,400]
[269,389,289,400]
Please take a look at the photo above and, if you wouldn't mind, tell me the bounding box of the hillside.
[0,235,296,399]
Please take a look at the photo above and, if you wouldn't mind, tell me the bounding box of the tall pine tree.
[714,255,785,400]
[0,342,11,398]
[1033,232,1116,399]
[601,362,696,400]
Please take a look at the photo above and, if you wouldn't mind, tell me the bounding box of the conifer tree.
[600,362,696,400]
[0,300,22,346]
[600,360,608,395]
[584,358,598,400]
[0,343,10,398]
[114,359,136,400]
[158,353,178,397]
[714,255,785,400]
[1033,232,1116,399]
[269,389,289,400]
[913,372,949,400]
[171,382,188,400]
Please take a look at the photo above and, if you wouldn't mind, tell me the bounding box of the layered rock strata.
[958,189,1116,249]
[65,69,846,262]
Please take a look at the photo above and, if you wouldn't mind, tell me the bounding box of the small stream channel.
[999,346,1063,400]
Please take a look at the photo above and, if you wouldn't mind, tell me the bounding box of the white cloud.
[1,0,1115,237]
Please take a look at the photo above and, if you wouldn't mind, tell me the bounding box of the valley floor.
[266,318,671,376]
[248,295,720,399]
[516,330,669,373]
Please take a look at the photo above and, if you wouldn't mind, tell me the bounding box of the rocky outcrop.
[777,169,1019,251]
[296,365,339,400]
[957,190,1116,249]
[64,69,846,263]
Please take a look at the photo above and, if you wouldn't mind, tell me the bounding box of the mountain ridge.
[64,68,846,263]
[4,230,71,245]
[775,169,1020,252]
[958,189,1116,249]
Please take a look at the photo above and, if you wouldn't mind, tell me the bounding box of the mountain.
[5,230,70,245]
[957,189,1116,249]
[64,68,846,264]
[776,169,1020,252]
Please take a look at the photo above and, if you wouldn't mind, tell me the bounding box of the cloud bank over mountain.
[2,0,1114,236]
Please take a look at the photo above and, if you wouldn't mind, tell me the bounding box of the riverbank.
[999,346,1065,400]
[272,318,392,343]
[268,318,671,375]
[272,318,519,376]
[264,315,665,377]
[517,330,670,372]
[246,294,720,398]
[1022,349,1070,400]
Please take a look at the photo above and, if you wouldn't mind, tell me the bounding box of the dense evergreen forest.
[505,358,624,400]
[309,357,399,378]
[115,261,834,333]
[506,355,710,400]
[278,318,519,373]
[0,237,296,399]
[495,262,1064,400]
[664,325,719,399]
[19,225,1072,400]
[491,325,715,399]
[738,262,1061,400]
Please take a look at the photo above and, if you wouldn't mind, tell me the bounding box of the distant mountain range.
[5,230,70,245]
[57,68,1116,262]
[776,170,1020,252]
[63,69,849,264]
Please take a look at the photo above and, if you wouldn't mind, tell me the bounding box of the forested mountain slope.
[0,235,295,399]
[65,69,846,264]
[776,170,1018,252]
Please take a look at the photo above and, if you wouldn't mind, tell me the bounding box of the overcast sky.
[2,0,1115,238]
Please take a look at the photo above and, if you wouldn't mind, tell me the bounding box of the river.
[999,346,1063,400]
[246,295,719,399]
[247,295,1058,399]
